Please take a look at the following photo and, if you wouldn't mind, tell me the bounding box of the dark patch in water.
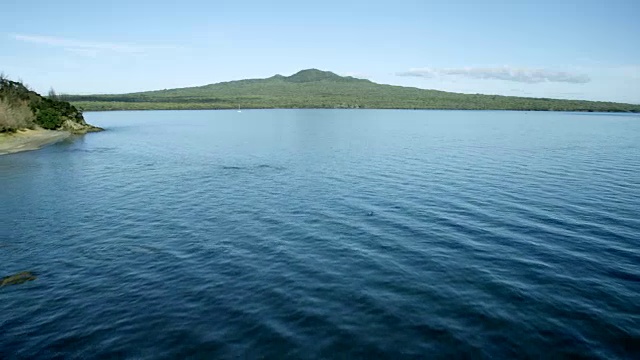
[221,164,285,171]
[1,272,37,287]
[257,164,286,170]
[66,147,116,154]
[129,245,163,254]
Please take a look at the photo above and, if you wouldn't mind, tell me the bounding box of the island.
[64,69,640,113]
[0,76,102,155]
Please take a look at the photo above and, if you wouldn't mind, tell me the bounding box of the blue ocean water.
[1,110,638,359]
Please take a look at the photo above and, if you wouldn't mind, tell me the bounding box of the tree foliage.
[0,77,85,132]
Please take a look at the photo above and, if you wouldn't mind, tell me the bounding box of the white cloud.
[397,66,591,84]
[10,34,178,57]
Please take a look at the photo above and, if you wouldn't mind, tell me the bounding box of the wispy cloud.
[11,34,174,56]
[397,66,591,84]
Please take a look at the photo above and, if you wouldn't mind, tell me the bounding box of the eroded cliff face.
[61,118,103,134]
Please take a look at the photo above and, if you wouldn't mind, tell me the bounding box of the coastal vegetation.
[0,74,101,133]
[65,69,640,113]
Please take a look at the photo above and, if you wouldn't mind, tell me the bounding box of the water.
[1,110,638,359]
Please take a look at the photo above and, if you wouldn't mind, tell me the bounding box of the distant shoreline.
[63,69,640,113]
[77,106,640,114]
[0,129,71,156]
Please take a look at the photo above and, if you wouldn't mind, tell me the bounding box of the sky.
[1,0,639,103]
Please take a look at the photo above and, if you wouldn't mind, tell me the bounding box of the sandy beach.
[0,128,71,155]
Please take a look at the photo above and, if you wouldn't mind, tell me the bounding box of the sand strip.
[0,128,71,155]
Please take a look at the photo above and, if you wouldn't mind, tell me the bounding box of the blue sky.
[2,0,639,103]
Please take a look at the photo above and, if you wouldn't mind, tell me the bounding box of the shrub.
[35,108,64,129]
[0,98,35,132]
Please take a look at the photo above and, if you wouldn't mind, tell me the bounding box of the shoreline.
[78,107,640,113]
[0,128,71,156]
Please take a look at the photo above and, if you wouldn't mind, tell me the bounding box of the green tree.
[36,108,64,129]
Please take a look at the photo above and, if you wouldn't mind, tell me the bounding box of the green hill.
[0,75,102,133]
[66,69,640,112]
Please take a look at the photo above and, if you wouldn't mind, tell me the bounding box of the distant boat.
[237,105,241,113]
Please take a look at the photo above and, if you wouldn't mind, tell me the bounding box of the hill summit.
[282,69,364,83]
